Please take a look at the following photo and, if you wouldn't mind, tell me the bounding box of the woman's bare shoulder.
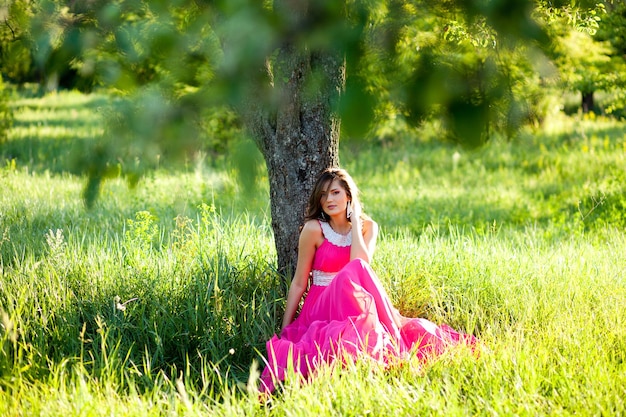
[301,219,323,235]
[300,219,324,247]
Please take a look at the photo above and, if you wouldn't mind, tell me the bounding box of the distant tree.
[593,0,626,116]
[545,1,626,113]
[557,29,615,112]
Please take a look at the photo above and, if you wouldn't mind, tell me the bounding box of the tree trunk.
[240,3,344,279]
[582,91,594,113]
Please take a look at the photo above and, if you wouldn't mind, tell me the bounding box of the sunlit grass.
[1,90,625,415]
[345,113,626,238]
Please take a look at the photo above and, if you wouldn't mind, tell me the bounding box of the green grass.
[1,90,625,415]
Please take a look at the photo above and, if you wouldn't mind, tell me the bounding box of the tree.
[25,0,601,277]
[539,1,626,113]
[593,0,626,116]
[217,1,353,276]
[556,29,614,113]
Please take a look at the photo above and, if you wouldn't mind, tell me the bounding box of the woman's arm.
[280,221,321,331]
[350,201,379,263]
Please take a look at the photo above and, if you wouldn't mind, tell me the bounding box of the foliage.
[0,0,36,82]
[555,27,622,94]
[594,1,626,116]
[540,1,626,112]
[595,0,626,55]
[368,8,554,145]
[11,1,609,180]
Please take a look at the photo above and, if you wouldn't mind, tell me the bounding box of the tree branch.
[3,18,17,40]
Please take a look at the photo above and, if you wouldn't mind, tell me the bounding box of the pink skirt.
[260,259,477,393]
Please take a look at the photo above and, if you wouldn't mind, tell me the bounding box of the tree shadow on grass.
[1,232,282,396]
[0,201,126,268]
[1,136,102,175]
[4,93,107,174]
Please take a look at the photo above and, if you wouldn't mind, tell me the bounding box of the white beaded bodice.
[319,221,352,247]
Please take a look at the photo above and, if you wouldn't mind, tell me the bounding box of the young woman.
[260,168,477,393]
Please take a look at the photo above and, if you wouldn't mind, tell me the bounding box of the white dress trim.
[319,221,352,247]
[311,270,336,286]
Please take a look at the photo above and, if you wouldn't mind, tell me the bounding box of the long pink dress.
[259,221,477,393]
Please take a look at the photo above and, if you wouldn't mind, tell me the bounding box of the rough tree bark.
[239,1,344,279]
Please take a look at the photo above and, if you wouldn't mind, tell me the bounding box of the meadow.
[0,89,625,416]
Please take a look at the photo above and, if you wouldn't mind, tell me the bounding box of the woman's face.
[320,179,349,218]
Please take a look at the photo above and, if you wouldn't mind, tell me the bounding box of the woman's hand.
[350,199,362,226]
[349,199,378,262]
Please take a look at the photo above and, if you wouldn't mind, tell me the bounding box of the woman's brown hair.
[304,168,365,222]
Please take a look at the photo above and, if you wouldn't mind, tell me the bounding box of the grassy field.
[1,89,625,415]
